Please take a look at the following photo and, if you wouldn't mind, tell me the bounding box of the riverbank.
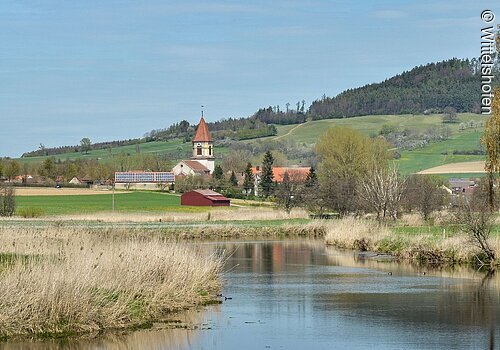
[0,226,223,340]
[324,216,500,267]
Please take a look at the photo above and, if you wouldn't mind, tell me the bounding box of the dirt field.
[417,161,486,174]
[13,187,123,196]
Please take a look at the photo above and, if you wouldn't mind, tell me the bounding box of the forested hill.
[309,58,498,120]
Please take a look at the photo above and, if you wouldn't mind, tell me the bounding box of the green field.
[397,131,485,174]
[14,191,203,215]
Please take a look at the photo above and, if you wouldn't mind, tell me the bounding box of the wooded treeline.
[309,58,499,119]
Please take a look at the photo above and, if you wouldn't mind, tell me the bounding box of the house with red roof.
[251,166,310,196]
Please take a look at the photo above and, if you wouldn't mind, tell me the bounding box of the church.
[172,116,215,176]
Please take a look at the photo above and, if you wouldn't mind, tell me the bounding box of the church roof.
[182,160,210,174]
[193,117,213,142]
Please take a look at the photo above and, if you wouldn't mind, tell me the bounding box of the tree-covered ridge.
[309,58,499,119]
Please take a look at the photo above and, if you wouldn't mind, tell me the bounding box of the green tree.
[315,126,391,216]
[229,171,238,187]
[481,87,500,211]
[305,167,317,187]
[80,138,92,154]
[211,164,225,191]
[39,157,56,180]
[0,185,15,217]
[4,160,20,182]
[260,151,275,198]
[243,163,254,195]
[213,164,224,181]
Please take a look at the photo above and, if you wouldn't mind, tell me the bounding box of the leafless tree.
[359,167,406,221]
[453,198,496,267]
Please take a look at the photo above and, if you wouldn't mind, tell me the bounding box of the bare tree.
[359,167,406,221]
[453,198,496,267]
[442,106,458,123]
[276,171,304,213]
[403,175,447,221]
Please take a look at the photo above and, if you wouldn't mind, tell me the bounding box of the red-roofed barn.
[181,189,231,206]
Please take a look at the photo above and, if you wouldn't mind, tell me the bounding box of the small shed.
[181,189,230,206]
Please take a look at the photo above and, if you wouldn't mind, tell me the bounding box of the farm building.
[181,189,230,206]
[114,171,175,190]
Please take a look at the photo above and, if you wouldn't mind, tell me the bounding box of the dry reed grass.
[0,226,223,339]
[58,207,309,223]
[324,217,500,266]
[324,217,392,251]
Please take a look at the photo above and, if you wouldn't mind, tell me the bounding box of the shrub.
[0,186,15,217]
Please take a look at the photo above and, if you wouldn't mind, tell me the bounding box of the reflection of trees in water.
[224,240,499,348]
[2,307,217,350]
[477,270,496,350]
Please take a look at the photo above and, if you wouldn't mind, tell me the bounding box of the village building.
[69,176,94,186]
[181,189,230,206]
[172,116,215,177]
[252,166,310,196]
[448,178,476,195]
[113,171,175,190]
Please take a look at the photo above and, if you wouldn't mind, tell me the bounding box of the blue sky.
[0,0,498,157]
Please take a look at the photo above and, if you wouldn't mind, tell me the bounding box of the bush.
[0,186,15,217]
[17,207,44,218]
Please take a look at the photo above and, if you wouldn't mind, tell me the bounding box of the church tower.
[191,116,215,173]
[192,116,214,159]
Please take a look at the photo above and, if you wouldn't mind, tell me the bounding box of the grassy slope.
[17,140,231,165]
[267,113,487,175]
[14,191,207,215]
[397,131,485,174]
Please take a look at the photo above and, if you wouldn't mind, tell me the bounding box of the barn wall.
[181,192,213,206]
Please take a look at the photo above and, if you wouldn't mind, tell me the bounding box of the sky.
[1,0,498,157]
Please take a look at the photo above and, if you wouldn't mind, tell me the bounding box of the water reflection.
[4,239,499,350]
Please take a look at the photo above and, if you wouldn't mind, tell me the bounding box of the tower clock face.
[196,143,202,147]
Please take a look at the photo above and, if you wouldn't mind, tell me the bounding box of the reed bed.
[57,207,309,223]
[324,217,500,266]
[0,226,223,339]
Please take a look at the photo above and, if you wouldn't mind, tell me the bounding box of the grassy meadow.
[14,191,190,216]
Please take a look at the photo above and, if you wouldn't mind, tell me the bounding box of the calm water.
[4,240,499,350]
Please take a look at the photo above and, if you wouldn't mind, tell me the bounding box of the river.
[4,239,499,349]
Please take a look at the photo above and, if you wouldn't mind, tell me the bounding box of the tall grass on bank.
[324,217,500,266]
[0,227,223,339]
[58,207,309,223]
